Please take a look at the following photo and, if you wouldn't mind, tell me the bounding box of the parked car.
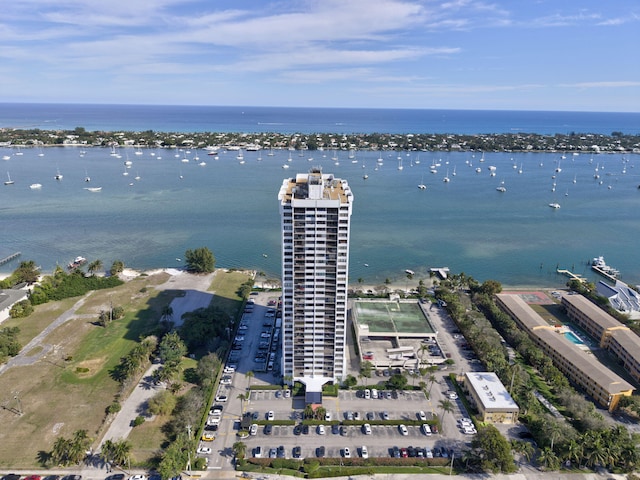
[249,424,258,436]
[363,423,372,435]
[399,424,408,435]
[361,445,369,458]
[317,424,326,435]
[264,424,273,435]
[292,446,302,458]
[316,446,326,457]
[343,447,351,458]
[417,410,427,421]
[269,448,277,458]
[254,446,263,458]
[267,410,275,420]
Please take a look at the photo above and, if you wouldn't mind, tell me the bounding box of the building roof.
[609,328,640,359]
[278,170,353,205]
[465,372,519,411]
[562,294,621,331]
[0,289,28,312]
[496,293,550,330]
[532,327,634,395]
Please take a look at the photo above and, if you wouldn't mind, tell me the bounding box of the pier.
[556,268,587,283]
[0,252,20,266]
[591,265,618,283]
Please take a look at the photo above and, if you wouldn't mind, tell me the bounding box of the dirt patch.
[75,357,108,377]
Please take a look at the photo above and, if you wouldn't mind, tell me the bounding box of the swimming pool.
[564,331,584,345]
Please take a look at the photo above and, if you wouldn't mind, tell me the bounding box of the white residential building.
[278,168,354,395]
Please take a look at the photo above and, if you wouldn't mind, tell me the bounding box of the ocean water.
[1,103,640,135]
[1,144,638,288]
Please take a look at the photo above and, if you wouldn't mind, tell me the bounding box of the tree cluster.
[0,327,21,363]
[0,260,40,288]
[9,299,33,318]
[29,266,123,306]
[48,429,90,467]
[110,336,157,385]
[184,247,215,273]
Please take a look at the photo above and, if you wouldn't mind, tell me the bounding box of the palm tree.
[51,436,71,466]
[245,370,254,390]
[437,399,454,433]
[161,305,174,325]
[237,393,248,413]
[87,259,103,276]
[303,404,315,419]
[111,439,132,467]
[232,441,246,460]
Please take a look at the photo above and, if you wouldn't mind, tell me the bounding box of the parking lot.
[197,293,478,469]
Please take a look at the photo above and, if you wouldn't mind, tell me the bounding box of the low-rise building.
[464,372,519,424]
[496,293,634,411]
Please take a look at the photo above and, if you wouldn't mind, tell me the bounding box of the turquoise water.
[564,331,584,345]
[1,146,639,288]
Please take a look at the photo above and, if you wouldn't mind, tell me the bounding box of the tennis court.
[354,300,435,334]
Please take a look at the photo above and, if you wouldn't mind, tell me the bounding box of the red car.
[400,448,408,458]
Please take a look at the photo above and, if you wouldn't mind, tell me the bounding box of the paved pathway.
[0,296,92,375]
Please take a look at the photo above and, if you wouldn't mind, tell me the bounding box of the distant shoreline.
[2,128,639,155]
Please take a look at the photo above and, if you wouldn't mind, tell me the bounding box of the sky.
[1,0,639,111]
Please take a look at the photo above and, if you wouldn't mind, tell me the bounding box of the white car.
[249,424,258,436]
[325,411,332,421]
[197,446,212,454]
[267,410,275,420]
[371,388,378,399]
[418,410,427,421]
[421,423,432,436]
[317,424,326,435]
[361,445,369,458]
[363,423,372,435]
[215,394,228,402]
[129,476,147,480]
[343,447,351,458]
[399,424,408,435]
[364,389,371,399]
[449,392,458,399]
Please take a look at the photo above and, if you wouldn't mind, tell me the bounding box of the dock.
[430,267,450,279]
[556,268,586,283]
[591,265,618,283]
[0,252,20,266]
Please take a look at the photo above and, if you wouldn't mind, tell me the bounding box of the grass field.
[0,269,249,468]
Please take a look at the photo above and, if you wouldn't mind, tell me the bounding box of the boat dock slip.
[592,265,618,283]
[556,268,586,283]
[0,252,20,266]
[430,267,450,279]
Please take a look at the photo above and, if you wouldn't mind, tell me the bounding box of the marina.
[1,142,639,288]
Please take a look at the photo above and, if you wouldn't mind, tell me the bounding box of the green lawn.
[0,269,249,468]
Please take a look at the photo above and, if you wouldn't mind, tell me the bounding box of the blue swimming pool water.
[564,331,584,345]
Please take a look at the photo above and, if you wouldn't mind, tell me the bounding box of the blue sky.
[1,0,639,111]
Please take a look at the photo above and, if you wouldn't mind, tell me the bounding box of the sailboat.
[452,165,457,176]
[397,158,403,171]
[496,180,506,192]
[84,169,91,182]
[443,169,450,183]
[4,172,14,185]
[54,167,63,180]
[418,174,426,190]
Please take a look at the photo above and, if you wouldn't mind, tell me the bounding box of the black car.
[106,475,125,480]
[2,475,21,480]
[302,424,310,435]
[366,411,375,420]
[340,425,347,436]
[392,446,400,458]
[316,446,325,458]
[277,445,285,458]
[61,476,81,480]
[204,424,218,431]
[407,446,417,457]
[264,424,273,435]
[292,446,302,458]
[331,424,340,435]
[293,424,302,435]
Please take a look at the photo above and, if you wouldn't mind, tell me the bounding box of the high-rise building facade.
[278,168,354,392]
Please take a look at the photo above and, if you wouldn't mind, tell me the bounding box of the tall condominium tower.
[278,168,354,394]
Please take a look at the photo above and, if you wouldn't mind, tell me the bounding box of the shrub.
[132,415,145,427]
